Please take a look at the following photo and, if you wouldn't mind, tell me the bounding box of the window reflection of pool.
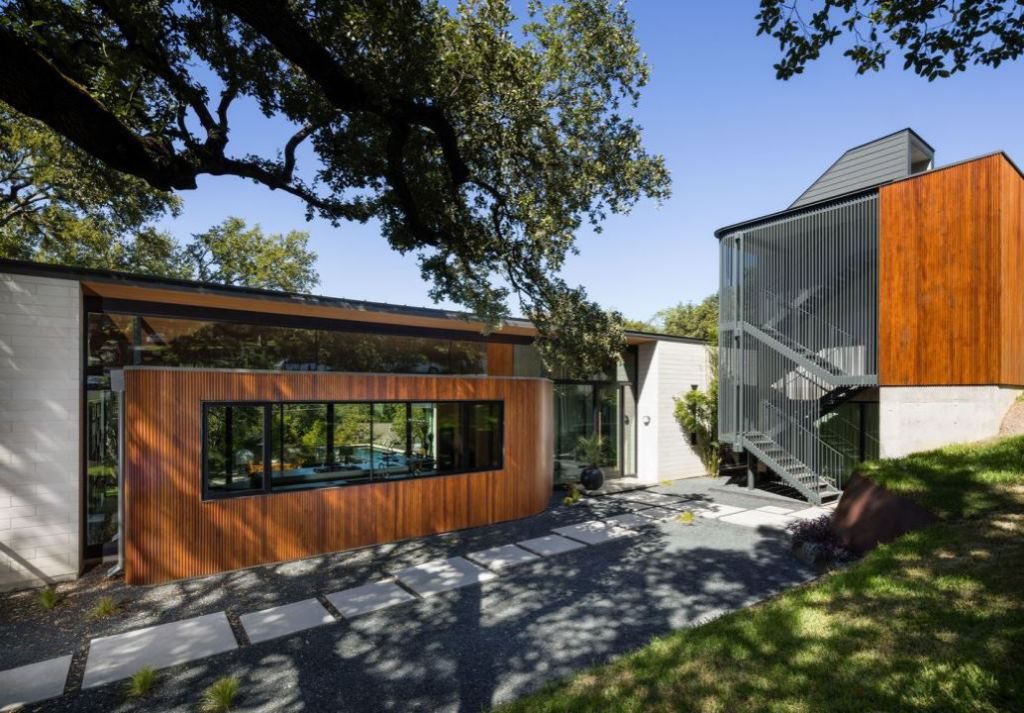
[270,445,437,488]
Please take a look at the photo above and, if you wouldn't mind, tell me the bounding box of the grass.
[90,595,120,619]
[37,587,59,610]
[124,667,158,699]
[496,435,1024,713]
[200,676,241,713]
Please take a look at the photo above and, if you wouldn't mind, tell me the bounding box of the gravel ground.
[3,478,815,712]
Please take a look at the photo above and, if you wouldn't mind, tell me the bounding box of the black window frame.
[201,399,505,501]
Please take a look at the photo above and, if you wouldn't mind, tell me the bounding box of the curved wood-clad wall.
[122,369,553,585]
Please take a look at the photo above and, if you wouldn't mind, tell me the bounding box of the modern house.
[717,129,1024,504]
[0,259,709,589]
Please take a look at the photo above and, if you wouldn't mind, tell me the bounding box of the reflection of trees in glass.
[281,403,327,467]
[87,313,133,369]
[333,404,371,466]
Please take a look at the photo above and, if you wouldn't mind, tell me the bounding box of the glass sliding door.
[553,384,594,484]
[85,390,119,559]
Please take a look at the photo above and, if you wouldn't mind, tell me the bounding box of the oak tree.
[0,0,670,377]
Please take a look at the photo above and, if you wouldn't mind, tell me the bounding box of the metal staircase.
[718,193,880,506]
[732,291,874,505]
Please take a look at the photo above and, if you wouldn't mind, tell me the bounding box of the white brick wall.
[636,340,711,482]
[0,272,81,590]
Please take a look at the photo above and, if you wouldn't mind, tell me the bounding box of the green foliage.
[562,483,583,506]
[653,294,718,344]
[757,1,1024,80]
[676,510,695,526]
[0,106,180,269]
[575,433,606,467]
[0,0,670,376]
[89,595,120,619]
[184,218,318,293]
[673,348,719,473]
[200,676,240,713]
[37,586,59,610]
[498,436,1024,713]
[124,666,158,699]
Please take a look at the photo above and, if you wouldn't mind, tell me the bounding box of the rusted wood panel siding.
[123,370,552,585]
[879,155,1010,385]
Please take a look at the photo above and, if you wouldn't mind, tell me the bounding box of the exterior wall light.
[642,415,651,426]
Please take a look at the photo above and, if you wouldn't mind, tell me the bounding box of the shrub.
[124,667,158,698]
[787,514,854,565]
[562,483,583,506]
[200,676,240,713]
[90,595,119,619]
[673,347,720,474]
[38,587,59,610]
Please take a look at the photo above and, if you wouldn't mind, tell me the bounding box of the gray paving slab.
[553,519,639,545]
[616,490,686,507]
[82,611,237,689]
[788,506,834,520]
[516,534,586,556]
[719,509,794,530]
[466,544,540,571]
[634,506,678,521]
[395,556,497,597]
[239,598,334,644]
[604,513,652,529]
[325,581,418,619]
[757,505,796,515]
[692,503,747,519]
[0,655,71,711]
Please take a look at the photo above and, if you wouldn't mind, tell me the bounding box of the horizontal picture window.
[203,400,504,499]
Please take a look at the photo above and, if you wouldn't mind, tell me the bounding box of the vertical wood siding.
[123,370,553,585]
[486,343,514,376]
[879,154,1024,385]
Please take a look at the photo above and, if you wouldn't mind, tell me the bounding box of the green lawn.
[497,437,1024,713]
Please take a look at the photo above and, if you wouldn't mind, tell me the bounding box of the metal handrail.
[760,400,855,490]
[755,289,867,377]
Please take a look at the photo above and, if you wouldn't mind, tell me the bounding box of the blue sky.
[156,2,1024,323]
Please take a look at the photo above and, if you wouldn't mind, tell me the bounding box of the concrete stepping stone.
[516,534,586,557]
[617,490,684,507]
[82,611,236,689]
[395,556,497,597]
[240,599,334,644]
[0,655,71,710]
[604,513,651,529]
[326,581,417,619]
[719,509,795,530]
[635,506,678,521]
[467,544,540,571]
[757,505,796,515]
[553,519,638,545]
[692,503,746,519]
[788,506,834,520]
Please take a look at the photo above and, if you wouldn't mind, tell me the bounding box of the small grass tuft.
[200,675,240,713]
[676,510,695,525]
[124,666,158,699]
[90,595,120,619]
[37,586,59,610]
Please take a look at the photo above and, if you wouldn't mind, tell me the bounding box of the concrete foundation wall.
[878,385,1021,458]
[636,341,711,483]
[0,272,81,591]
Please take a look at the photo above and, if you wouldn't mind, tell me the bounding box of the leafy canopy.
[0,0,670,378]
[628,294,718,343]
[757,0,1024,80]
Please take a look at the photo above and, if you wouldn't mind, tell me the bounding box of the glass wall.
[86,390,119,554]
[203,400,504,498]
[88,312,488,376]
[517,344,638,483]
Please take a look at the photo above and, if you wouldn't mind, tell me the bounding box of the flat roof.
[0,257,706,345]
[713,150,1024,239]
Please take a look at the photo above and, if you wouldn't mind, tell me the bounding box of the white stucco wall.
[878,386,1022,459]
[636,340,711,482]
[0,272,81,590]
